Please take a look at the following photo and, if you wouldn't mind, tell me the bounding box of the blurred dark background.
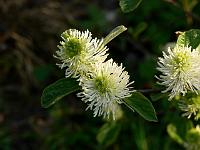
[0,0,200,149]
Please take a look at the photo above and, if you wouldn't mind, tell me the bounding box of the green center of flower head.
[64,38,83,58]
[173,51,190,71]
[95,76,110,94]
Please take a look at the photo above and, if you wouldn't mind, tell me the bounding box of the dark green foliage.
[177,29,200,49]
[41,78,80,108]
[97,122,121,147]
[124,92,157,122]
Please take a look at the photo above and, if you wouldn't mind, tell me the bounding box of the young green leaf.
[197,44,200,52]
[167,124,184,145]
[41,78,80,108]
[124,92,158,122]
[119,0,142,13]
[176,29,200,49]
[103,25,127,46]
[97,122,121,147]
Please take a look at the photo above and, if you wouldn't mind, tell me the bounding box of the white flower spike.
[157,45,200,100]
[55,29,108,78]
[77,59,134,120]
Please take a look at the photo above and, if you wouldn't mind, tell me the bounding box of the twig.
[137,88,162,93]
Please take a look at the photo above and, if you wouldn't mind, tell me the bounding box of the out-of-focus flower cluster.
[179,94,200,120]
[184,125,200,150]
[168,124,200,150]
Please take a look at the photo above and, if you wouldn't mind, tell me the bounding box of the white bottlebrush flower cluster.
[77,59,134,120]
[55,29,108,78]
[55,28,133,120]
[157,45,200,100]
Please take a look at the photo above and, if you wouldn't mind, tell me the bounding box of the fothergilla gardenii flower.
[77,59,134,120]
[156,45,200,100]
[54,29,108,78]
[178,94,200,120]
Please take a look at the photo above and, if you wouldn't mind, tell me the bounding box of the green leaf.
[150,93,168,102]
[103,25,127,46]
[119,0,142,13]
[176,29,200,49]
[131,120,148,150]
[124,92,158,122]
[97,122,121,147]
[41,78,80,108]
